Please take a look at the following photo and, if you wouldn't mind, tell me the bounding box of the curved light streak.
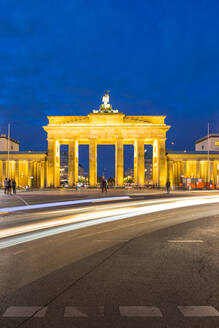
[0,196,130,214]
[1,195,219,249]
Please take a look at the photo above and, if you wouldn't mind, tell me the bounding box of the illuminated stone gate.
[44,93,170,187]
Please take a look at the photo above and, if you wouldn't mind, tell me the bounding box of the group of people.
[4,178,16,195]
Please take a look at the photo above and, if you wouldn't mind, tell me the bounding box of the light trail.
[0,207,136,239]
[0,196,130,214]
[37,195,209,216]
[0,195,206,238]
[1,195,219,249]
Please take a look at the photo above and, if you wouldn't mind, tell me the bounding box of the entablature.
[0,152,47,162]
[167,153,219,161]
[45,114,169,127]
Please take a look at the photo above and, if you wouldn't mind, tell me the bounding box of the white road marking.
[168,240,203,243]
[119,306,163,317]
[64,307,87,317]
[3,306,47,317]
[3,305,219,318]
[93,239,129,242]
[14,195,29,206]
[64,306,104,317]
[178,306,219,317]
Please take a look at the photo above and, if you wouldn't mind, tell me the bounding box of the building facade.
[0,151,47,188]
[195,134,219,151]
[0,134,19,152]
[167,151,219,188]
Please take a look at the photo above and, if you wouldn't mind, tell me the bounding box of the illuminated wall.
[167,151,219,187]
[0,152,47,188]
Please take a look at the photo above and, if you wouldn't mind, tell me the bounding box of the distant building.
[124,150,153,184]
[60,150,84,183]
[144,150,153,184]
[124,168,134,179]
[0,134,19,151]
[167,133,219,187]
[195,134,219,151]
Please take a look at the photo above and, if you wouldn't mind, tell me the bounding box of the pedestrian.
[7,178,12,195]
[4,178,7,194]
[12,179,16,194]
[101,176,107,193]
[166,180,170,194]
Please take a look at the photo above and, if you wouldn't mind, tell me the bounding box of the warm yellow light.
[56,141,60,158]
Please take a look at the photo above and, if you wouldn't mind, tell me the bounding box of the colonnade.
[47,138,167,187]
[168,159,219,186]
[0,159,46,188]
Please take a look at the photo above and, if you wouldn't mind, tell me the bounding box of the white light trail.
[1,195,219,249]
[0,196,130,214]
[35,195,218,216]
[0,207,136,239]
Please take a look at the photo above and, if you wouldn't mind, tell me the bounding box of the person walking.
[7,179,12,195]
[12,179,16,194]
[101,176,107,193]
[166,180,170,194]
[4,178,7,194]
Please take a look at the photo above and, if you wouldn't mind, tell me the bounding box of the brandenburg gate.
[44,92,170,187]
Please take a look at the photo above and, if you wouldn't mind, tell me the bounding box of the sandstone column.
[40,161,45,188]
[47,139,55,187]
[54,140,60,187]
[68,140,78,186]
[168,160,173,187]
[36,162,40,187]
[213,161,217,184]
[47,139,60,187]
[89,139,97,186]
[115,139,124,186]
[152,140,158,185]
[28,161,34,187]
[158,139,167,187]
[196,161,200,179]
[24,161,28,187]
[0,161,3,187]
[134,140,144,186]
[15,161,19,186]
[33,162,37,187]
[172,162,177,187]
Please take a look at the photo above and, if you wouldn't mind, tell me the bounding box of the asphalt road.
[0,188,212,209]
[1,192,219,328]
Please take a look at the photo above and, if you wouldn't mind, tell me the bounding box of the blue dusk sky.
[0,0,219,176]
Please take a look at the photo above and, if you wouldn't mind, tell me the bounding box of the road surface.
[0,191,219,327]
